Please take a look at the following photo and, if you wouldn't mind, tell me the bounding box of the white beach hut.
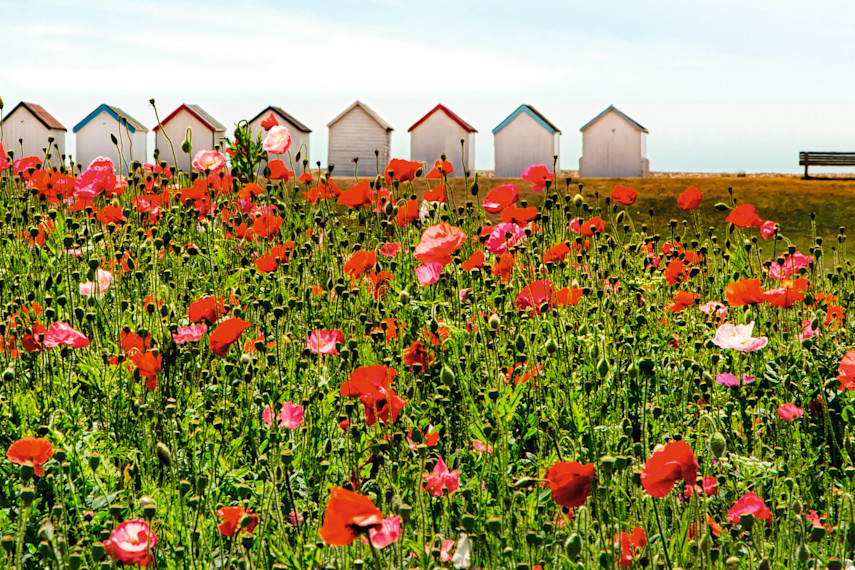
[327,101,392,178]
[579,105,649,178]
[492,104,560,178]
[247,106,311,164]
[1,102,67,166]
[73,104,148,175]
[408,104,476,178]
[153,104,227,173]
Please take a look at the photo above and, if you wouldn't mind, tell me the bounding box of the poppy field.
[2,115,855,570]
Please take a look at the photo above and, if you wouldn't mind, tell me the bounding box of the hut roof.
[492,104,560,135]
[408,104,477,133]
[2,102,67,131]
[580,105,648,133]
[248,106,311,133]
[327,100,393,131]
[73,104,148,133]
[153,104,225,133]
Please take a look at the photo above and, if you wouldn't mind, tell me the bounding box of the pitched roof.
[327,100,393,131]
[408,104,477,133]
[248,106,311,133]
[72,104,148,133]
[492,104,560,135]
[580,105,648,133]
[2,102,67,131]
[152,104,225,133]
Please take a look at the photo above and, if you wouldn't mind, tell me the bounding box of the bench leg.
[804,164,809,179]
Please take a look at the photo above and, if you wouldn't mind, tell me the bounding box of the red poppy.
[340,365,406,425]
[641,441,698,498]
[492,252,515,283]
[501,205,538,224]
[615,527,647,568]
[545,461,595,508]
[610,185,637,206]
[343,250,377,281]
[515,280,554,314]
[337,181,373,208]
[238,183,264,199]
[423,184,447,203]
[482,184,519,213]
[403,340,432,371]
[825,304,845,328]
[726,204,762,228]
[209,318,250,356]
[252,213,283,239]
[97,205,127,226]
[260,112,279,131]
[414,223,467,266]
[384,159,422,186]
[677,186,703,210]
[727,492,772,524]
[131,351,162,390]
[725,278,765,306]
[462,250,484,271]
[187,296,227,323]
[543,242,570,264]
[267,160,293,181]
[577,216,605,237]
[763,279,808,308]
[6,437,54,476]
[426,159,454,178]
[395,199,419,228]
[319,487,383,546]
[217,505,259,536]
[663,259,688,285]
[554,287,584,306]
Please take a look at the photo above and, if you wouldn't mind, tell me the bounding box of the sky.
[2,0,855,173]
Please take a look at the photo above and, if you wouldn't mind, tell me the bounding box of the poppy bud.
[470,180,479,196]
[3,367,14,382]
[797,544,810,564]
[545,338,557,354]
[597,358,609,377]
[110,133,118,146]
[564,533,582,559]
[489,314,501,330]
[156,442,172,467]
[699,530,711,554]
[0,97,3,110]
[709,432,726,458]
[440,365,456,385]
[792,499,803,514]
[398,290,410,304]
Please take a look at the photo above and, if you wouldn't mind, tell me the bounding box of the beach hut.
[73,104,148,175]
[153,104,226,173]
[327,101,392,178]
[1,102,67,165]
[247,106,311,164]
[408,104,476,178]
[492,104,560,178]
[579,105,649,178]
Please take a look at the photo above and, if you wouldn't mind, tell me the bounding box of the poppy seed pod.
[155,442,172,467]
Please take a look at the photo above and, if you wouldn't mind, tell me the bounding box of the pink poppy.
[380,242,402,258]
[307,329,345,355]
[414,223,467,266]
[472,440,493,453]
[262,125,292,155]
[104,520,157,567]
[415,263,443,286]
[79,269,113,299]
[768,251,812,279]
[715,373,755,387]
[44,322,90,349]
[759,220,777,240]
[425,539,456,562]
[711,322,767,352]
[699,301,726,319]
[368,516,401,549]
[192,150,227,173]
[521,164,554,191]
[172,323,208,344]
[422,456,460,496]
[798,319,819,341]
[727,492,772,523]
[485,222,527,255]
[87,156,116,172]
[778,403,804,420]
[262,401,304,429]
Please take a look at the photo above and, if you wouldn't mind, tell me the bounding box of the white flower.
[452,533,472,569]
[711,321,768,352]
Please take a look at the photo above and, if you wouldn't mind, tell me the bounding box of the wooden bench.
[799,152,855,178]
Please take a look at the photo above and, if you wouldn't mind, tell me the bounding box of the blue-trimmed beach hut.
[492,104,560,178]
[73,104,148,174]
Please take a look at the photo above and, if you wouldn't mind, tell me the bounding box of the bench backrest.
[800,152,855,165]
